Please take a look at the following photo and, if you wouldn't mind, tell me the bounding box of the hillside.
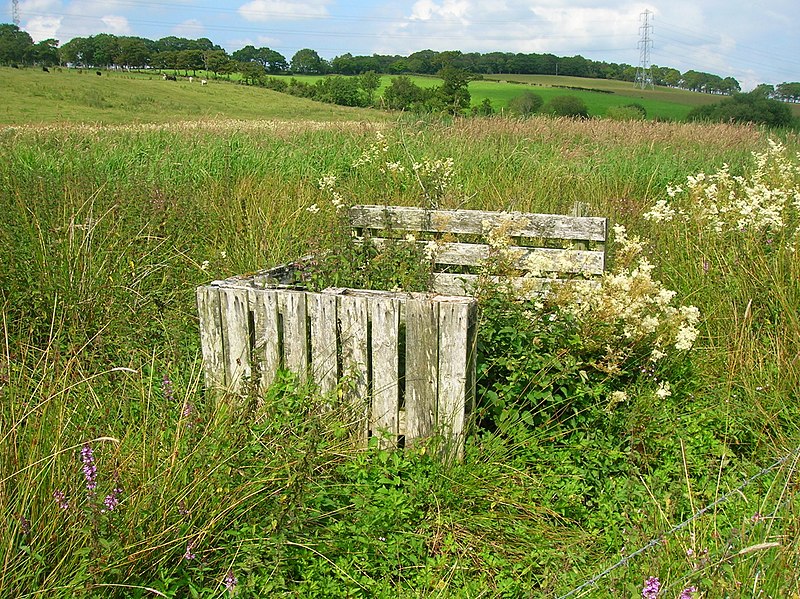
[0,67,381,124]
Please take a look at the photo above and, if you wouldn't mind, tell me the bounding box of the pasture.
[1,69,799,597]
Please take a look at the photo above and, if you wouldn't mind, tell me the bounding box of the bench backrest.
[349,205,608,296]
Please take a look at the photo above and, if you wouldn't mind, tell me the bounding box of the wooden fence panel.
[337,293,370,441]
[405,298,439,445]
[197,285,225,390]
[278,291,308,381]
[308,292,339,396]
[370,296,401,447]
[219,287,251,392]
[249,289,280,392]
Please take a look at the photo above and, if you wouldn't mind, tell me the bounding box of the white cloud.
[173,19,206,37]
[238,0,331,22]
[410,0,470,23]
[100,15,131,35]
[24,15,62,41]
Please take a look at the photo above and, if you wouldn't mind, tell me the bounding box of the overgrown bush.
[543,94,589,118]
[507,90,543,116]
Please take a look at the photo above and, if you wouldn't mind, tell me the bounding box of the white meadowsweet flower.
[306,203,320,214]
[655,380,672,399]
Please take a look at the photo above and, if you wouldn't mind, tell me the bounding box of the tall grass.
[1,115,799,597]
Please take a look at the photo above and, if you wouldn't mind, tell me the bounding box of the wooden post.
[370,296,401,447]
[405,298,438,446]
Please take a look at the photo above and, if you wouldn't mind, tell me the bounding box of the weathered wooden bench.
[196,204,607,457]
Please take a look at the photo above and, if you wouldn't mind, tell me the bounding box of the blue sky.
[11,0,800,90]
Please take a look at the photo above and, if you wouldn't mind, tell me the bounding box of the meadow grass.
[0,67,381,125]
[1,114,799,597]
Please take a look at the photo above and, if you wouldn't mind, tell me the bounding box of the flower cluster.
[642,576,660,599]
[644,139,800,250]
[81,444,97,492]
[412,157,456,206]
[553,225,700,370]
[103,484,123,512]
[53,489,69,510]
[351,130,389,168]
[317,173,345,210]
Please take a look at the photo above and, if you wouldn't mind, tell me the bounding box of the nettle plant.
[474,220,700,435]
[644,138,800,250]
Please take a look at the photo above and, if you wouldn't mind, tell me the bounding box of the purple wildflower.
[178,500,190,517]
[53,489,69,510]
[81,444,97,492]
[184,540,196,560]
[642,576,660,599]
[103,485,123,512]
[18,514,31,535]
[162,374,175,403]
[224,570,238,592]
[679,586,698,599]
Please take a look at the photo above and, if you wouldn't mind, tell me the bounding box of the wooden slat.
[356,236,604,274]
[432,272,578,296]
[278,291,308,381]
[308,292,339,396]
[249,289,280,392]
[370,296,401,447]
[405,298,438,446]
[350,205,607,242]
[437,299,475,461]
[218,287,251,393]
[337,293,370,442]
[196,286,225,391]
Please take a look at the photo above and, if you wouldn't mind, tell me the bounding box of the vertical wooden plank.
[278,290,308,381]
[219,287,251,393]
[308,292,339,396]
[370,296,401,447]
[196,285,225,391]
[405,298,438,446]
[338,294,369,443]
[249,288,280,392]
[437,299,475,461]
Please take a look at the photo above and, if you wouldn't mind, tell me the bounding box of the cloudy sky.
[11,0,799,90]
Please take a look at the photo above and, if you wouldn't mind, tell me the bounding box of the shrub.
[507,90,543,116]
[687,90,794,127]
[543,94,589,118]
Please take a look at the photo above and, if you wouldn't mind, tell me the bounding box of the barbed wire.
[556,445,800,599]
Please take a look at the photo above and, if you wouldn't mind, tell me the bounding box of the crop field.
[1,68,800,597]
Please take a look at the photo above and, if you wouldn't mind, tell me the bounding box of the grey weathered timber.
[196,281,477,451]
[197,203,607,457]
[308,293,338,396]
[369,296,401,447]
[349,204,608,295]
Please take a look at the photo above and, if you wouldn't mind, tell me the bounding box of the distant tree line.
[5,22,800,100]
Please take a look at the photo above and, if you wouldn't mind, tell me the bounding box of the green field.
[2,68,800,597]
[7,65,796,125]
[0,67,380,124]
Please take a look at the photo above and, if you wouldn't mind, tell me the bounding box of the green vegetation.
[2,99,800,597]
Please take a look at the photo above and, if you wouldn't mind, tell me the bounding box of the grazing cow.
[96,71,102,76]
[201,79,208,86]
[42,66,50,72]
[189,76,193,83]
[162,73,177,81]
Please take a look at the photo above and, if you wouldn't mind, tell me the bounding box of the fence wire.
[556,445,800,599]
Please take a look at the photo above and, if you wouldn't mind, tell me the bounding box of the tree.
[314,76,364,107]
[116,37,152,68]
[507,91,543,116]
[776,82,800,103]
[204,50,231,77]
[237,61,265,85]
[0,24,34,65]
[359,70,381,105]
[687,90,793,127]
[31,38,59,66]
[436,65,471,114]
[543,95,589,118]
[291,48,325,74]
[382,76,430,110]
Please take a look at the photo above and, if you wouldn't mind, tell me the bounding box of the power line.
[12,0,20,26]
